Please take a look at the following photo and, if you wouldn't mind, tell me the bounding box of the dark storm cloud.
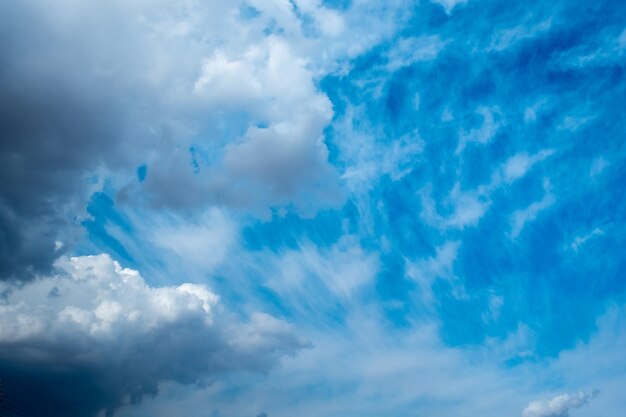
[0,255,306,417]
[0,1,148,281]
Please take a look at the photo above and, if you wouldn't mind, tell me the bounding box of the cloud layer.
[0,254,304,417]
[2,0,626,416]
[1,0,403,279]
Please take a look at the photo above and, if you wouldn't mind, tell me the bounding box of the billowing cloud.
[0,254,305,417]
[0,0,408,280]
[522,391,597,417]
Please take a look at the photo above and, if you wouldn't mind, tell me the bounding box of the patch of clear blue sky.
[81,0,626,361]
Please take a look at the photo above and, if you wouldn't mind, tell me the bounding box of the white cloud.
[386,35,447,70]
[488,19,552,52]
[431,0,468,14]
[524,99,548,123]
[0,254,305,416]
[589,157,609,179]
[484,292,504,322]
[510,181,555,239]
[341,131,424,187]
[456,107,502,154]
[115,302,626,417]
[522,391,596,417]
[2,0,417,244]
[140,31,345,214]
[557,115,595,132]
[498,150,555,184]
[261,236,380,316]
[1,255,218,341]
[336,106,424,193]
[419,149,553,232]
[419,183,490,230]
[569,228,604,252]
[406,241,461,304]
[128,0,416,215]
[553,25,626,69]
[147,208,239,275]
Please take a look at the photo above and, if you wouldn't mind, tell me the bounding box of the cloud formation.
[0,254,305,417]
[1,0,401,280]
[2,0,626,416]
[522,391,597,417]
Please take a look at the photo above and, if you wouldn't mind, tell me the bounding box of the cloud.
[510,182,556,239]
[337,108,424,191]
[419,149,554,232]
[488,19,552,52]
[499,150,555,184]
[0,0,419,279]
[386,35,447,71]
[589,157,609,179]
[4,0,425,275]
[0,0,190,280]
[522,391,597,417]
[0,0,144,280]
[405,240,461,304]
[456,107,502,155]
[257,235,380,320]
[431,0,468,14]
[0,254,305,417]
[145,208,239,276]
[114,301,626,417]
[419,183,491,230]
[569,228,604,252]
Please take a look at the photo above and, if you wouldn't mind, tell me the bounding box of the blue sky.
[1,1,625,416]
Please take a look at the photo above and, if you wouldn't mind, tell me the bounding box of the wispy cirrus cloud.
[522,391,597,417]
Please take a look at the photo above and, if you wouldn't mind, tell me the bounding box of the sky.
[0,0,625,416]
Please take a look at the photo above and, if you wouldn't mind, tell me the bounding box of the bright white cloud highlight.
[499,150,555,184]
[522,391,597,417]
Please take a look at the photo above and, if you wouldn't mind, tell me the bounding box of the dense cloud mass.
[1,0,393,280]
[0,255,305,417]
[0,0,155,280]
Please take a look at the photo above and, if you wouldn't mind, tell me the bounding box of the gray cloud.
[0,0,156,280]
[0,0,354,280]
[0,254,305,417]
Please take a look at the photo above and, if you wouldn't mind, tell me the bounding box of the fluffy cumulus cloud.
[522,392,597,417]
[0,254,305,417]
